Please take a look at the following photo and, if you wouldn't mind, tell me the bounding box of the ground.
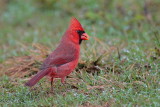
[0,0,160,106]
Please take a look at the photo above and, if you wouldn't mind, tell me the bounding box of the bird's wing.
[40,54,75,70]
[40,42,78,71]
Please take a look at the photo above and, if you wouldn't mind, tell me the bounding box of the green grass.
[0,0,160,106]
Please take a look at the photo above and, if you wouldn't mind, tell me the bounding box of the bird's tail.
[25,69,51,87]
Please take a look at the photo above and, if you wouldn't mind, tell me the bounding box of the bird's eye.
[77,30,85,36]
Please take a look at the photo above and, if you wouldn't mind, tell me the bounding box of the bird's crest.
[68,17,84,31]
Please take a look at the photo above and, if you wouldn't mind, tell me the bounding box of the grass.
[0,0,160,106]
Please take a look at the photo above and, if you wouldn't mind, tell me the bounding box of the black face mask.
[77,30,85,44]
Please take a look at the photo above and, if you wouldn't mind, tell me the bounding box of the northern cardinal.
[25,17,89,90]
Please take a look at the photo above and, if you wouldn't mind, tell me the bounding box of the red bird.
[25,17,89,90]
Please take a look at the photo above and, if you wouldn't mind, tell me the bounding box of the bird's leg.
[50,77,54,92]
[61,77,67,88]
[48,67,57,93]
[61,77,66,84]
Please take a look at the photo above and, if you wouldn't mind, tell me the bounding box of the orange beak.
[81,33,89,40]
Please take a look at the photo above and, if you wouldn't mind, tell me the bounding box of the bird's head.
[64,17,89,44]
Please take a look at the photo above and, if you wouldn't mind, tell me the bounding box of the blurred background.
[0,0,159,62]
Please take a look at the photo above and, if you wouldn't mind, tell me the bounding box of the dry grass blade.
[77,45,117,75]
[87,85,105,90]
[2,43,50,78]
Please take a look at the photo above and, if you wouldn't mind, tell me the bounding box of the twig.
[117,47,121,60]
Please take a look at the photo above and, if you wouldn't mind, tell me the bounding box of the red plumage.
[25,18,89,89]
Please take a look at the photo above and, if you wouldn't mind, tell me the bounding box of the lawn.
[0,0,160,106]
